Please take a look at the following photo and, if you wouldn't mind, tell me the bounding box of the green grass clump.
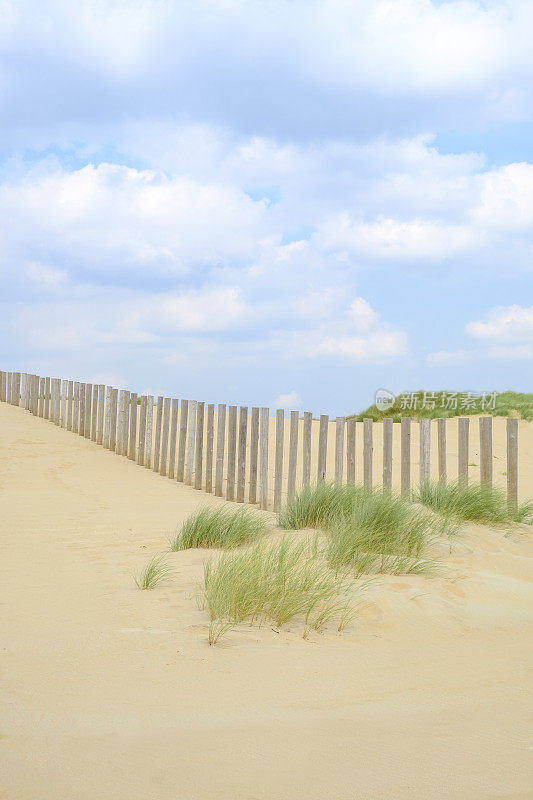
[278,482,365,530]
[416,480,533,524]
[203,537,354,644]
[134,554,173,590]
[170,506,268,551]
[326,489,438,575]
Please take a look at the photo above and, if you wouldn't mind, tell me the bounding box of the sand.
[1,400,532,800]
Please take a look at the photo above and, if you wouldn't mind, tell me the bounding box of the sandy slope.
[1,402,532,800]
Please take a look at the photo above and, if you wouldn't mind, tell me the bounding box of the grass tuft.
[416,480,533,525]
[278,482,365,530]
[134,554,174,590]
[326,489,439,575]
[170,506,268,551]
[203,537,355,644]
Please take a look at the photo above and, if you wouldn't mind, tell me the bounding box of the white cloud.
[273,391,302,410]
[466,304,533,343]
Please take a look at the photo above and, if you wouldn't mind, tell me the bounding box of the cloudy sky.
[1,0,532,413]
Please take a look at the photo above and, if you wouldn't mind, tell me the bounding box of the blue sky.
[1,0,532,414]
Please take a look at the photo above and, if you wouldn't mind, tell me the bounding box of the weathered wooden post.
[287,410,299,499]
[128,393,138,460]
[248,407,259,504]
[506,418,518,511]
[160,397,171,476]
[204,403,215,492]
[168,399,179,479]
[259,407,269,510]
[214,403,226,496]
[382,418,393,491]
[400,417,411,497]
[437,418,446,483]
[363,418,373,489]
[177,399,189,482]
[458,418,469,483]
[226,405,237,500]
[419,418,431,485]
[317,414,328,482]
[194,401,205,489]
[479,417,493,486]
[236,406,248,502]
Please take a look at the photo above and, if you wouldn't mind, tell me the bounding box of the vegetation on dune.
[170,506,268,551]
[416,480,533,525]
[278,482,365,530]
[134,554,174,590]
[202,537,356,644]
[351,390,533,422]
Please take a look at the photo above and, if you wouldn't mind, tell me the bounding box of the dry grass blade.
[134,554,174,590]
[170,505,268,551]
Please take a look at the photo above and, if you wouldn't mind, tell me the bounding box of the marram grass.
[278,482,365,530]
[170,505,268,551]
[134,554,174,590]
[202,537,355,644]
[416,480,533,525]
[326,489,440,576]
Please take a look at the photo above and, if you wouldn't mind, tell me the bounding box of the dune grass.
[202,537,355,644]
[416,480,533,524]
[278,482,365,530]
[351,389,533,422]
[326,489,440,575]
[170,506,268,551]
[134,554,174,590]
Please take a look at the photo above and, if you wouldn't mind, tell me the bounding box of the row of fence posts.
[0,370,520,511]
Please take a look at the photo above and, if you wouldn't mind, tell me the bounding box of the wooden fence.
[0,370,520,511]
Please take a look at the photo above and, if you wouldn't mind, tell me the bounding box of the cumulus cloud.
[273,391,303,410]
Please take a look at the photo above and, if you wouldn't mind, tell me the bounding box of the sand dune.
[1,401,532,800]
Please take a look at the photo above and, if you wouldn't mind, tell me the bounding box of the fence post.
[400,417,411,497]
[128,393,138,460]
[226,405,237,500]
[317,414,328,482]
[0,371,6,402]
[236,406,248,502]
[458,418,469,483]
[177,399,189,482]
[194,401,205,489]
[72,382,79,430]
[137,396,147,466]
[144,395,153,466]
[185,400,197,484]
[335,417,345,485]
[506,418,518,511]
[437,418,446,483]
[259,408,269,510]
[152,396,163,472]
[160,397,171,476]
[117,390,126,453]
[214,403,226,496]
[346,418,356,484]
[274,409,285,511]
[84,384,93,438]
[96,385,105,445]
[66,380,73,430]
[78,382,86,434]
[12,372,21,406]
[302,411,312,486]
[109,388,118,452]
[168,399,179,479]
[248,407,259,504]
[287,411,299,499]
[479,417,493,486]
[419,418,431,485]
[60,380,67,426]
[91,385,98,440]
[383,417,393,491]
[44,377,51,419]
[103,386,112,448]
[363,418,373,489]
[205,403,215,492]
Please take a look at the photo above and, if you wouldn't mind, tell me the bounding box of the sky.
[1,0,532,414]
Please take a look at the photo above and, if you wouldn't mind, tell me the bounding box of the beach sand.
[1,401,532,799]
